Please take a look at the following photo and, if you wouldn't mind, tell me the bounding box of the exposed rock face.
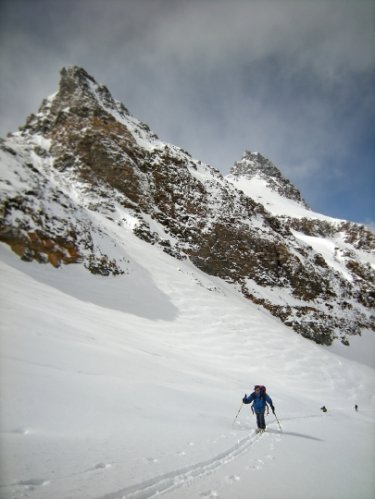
[0,66,374,345]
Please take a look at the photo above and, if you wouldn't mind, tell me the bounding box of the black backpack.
[254,385,267,399]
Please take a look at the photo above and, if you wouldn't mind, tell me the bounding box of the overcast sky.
[1,0,374,227]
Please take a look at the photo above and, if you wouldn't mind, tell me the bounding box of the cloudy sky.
[1,0,374,226]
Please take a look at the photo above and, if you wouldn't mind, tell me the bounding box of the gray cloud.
[1,0,374,223]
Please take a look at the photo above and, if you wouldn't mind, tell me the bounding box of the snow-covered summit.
[227,151,310,216]
[20,66,164,152]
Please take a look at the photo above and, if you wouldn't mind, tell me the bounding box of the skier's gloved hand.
[242,395,249,404]
[271,405,275,414]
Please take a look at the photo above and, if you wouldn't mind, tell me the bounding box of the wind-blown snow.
[0,214,374,499]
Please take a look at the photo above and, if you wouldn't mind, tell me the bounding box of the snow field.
[0,220,374,499]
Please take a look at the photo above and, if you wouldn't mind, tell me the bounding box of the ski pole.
[232,402,243,426]
[273,410,282,431]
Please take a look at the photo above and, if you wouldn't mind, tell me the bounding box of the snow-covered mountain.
[0,66,374,347]
[0,67,375,499]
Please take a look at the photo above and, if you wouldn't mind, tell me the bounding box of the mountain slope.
[0,66,374,346]
[226,151,375,344]
[0,232,374,499]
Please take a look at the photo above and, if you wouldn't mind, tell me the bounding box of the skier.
[320,406,327,413]
[242,385,275,432]
[355,404,358,412]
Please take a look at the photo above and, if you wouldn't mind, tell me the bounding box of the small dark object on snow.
[320,406,327,413]
[355,404,358,412]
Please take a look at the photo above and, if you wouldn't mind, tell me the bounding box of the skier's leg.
[256,412,261,429]
[260,411,266,429]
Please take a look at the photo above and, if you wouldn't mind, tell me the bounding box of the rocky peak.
[20,66,129,136]
[50,66,101,114]
[230,150,309,207]
[55,66,129,116]
[230,151,277,178]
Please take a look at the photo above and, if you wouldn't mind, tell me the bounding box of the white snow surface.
[226,173,336,221]
[1,216,375,499]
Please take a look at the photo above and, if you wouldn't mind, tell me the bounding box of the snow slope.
[226,173,333,221]
[0,214,375,499]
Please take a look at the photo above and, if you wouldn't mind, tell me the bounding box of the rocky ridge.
[0,66,374,345]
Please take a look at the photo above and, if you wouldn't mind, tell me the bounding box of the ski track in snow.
[97,427,276,499]
[0,414,329,499]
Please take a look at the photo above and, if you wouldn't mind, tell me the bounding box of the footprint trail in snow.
[98,428,275,499]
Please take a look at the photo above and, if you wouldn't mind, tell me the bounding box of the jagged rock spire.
[51,66,98,111]
[54,66,128,115]
[230,150,309,207]
[20,66,129,135]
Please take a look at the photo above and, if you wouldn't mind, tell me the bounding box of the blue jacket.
[243,391,273,413]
